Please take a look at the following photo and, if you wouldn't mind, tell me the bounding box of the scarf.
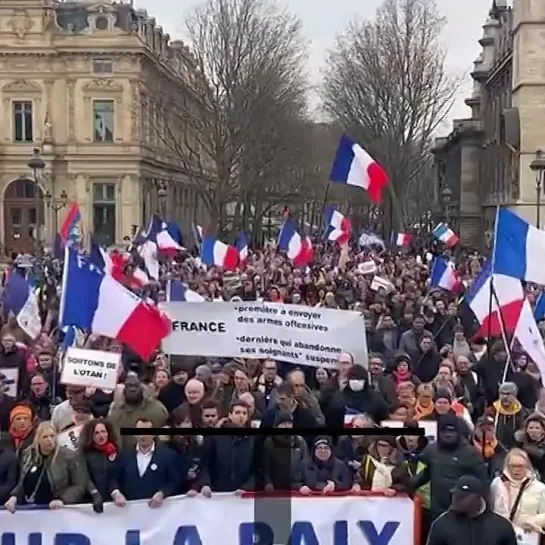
[9,425,33,449]
[392,370,412,385]
[473,436,498,459]
[493,398,522,416]
[414,401,434,420]
[94,441,117,458]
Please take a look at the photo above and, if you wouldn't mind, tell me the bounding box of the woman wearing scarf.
[491,448,545,533]
[352,436,410,495]
[414,384,436,421]
[294,436,351,494]
[7,404,35,459]
[4,421,87,512]
[391,358,421,389]
[78,418,120,511]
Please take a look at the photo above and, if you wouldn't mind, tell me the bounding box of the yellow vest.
[362,456,430,509]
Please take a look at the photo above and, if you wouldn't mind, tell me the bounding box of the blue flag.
[535,293,545,321]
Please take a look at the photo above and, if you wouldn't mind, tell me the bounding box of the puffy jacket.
[491,474,545,528]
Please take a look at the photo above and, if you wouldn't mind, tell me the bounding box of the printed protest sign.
[61,347,120,390]
[160,301,368,368]
[0,367,19,397]
[57,424,83,451]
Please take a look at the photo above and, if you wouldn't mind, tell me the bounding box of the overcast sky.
[133,0,494,129]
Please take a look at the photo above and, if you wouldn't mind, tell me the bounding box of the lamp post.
[157,181,167,218]
[442,186,452,225]
[44,189,68,239]
[530,149,545,229]
[27,148,45,255]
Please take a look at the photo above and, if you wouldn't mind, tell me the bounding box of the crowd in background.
[0,239,543,545]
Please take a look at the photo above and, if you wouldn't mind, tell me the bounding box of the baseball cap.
[451,475,485,497]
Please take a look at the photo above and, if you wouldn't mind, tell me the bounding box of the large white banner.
[160,302,368,368]
[0,494,416,545]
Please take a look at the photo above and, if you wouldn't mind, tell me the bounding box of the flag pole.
[319,182,331,239]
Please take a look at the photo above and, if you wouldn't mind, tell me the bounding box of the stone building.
[431,0,545,248]
[0,0,206,255]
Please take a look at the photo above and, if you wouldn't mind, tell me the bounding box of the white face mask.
[349,380,365,392]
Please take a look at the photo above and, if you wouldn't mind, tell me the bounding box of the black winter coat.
[323,386,389,429]
[427,508,517,545]
[293,456,352,492]
[0,447,18,503]
[199,431,258,492]
[411,439,489,519]
[82,448,119,501]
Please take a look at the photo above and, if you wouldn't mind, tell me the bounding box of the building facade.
[431,0,545,248]
[0,0,206,255]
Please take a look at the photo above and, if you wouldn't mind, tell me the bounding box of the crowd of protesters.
[0,239,543,545]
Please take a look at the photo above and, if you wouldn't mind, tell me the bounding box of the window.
[5,179,37,199]
[92,58,113,74]
[13,101,33,143]
[96,17,109,30]
[93,100,114,142]
[93,183,116,245]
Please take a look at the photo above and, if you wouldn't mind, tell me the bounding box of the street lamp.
[156,181,167,218]
[442,186,452,225]
[44,189,68,237]
[27,148,45,255]
[530,149,545,228]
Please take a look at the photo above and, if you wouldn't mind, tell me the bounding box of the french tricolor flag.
[466,260,524,338]
[433,223,459,247]
[60,248,170,359]
[430,257,460,292]
[323,206,352,246]
[329,135,389,204]
[167,279,205,302]
[395,232,412,247]
[201,235,239,270]
[235,232,248,268]
[156,220,184,256]
[277,217,313,268]
[90,239,149,289]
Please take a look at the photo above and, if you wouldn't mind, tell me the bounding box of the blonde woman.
[491,447,545,533]
[4,421,87,513]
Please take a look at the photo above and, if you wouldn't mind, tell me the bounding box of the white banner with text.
[160,302,368,368]
[0,493,416,545]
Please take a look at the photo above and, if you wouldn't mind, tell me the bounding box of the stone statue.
[43,111,53,142]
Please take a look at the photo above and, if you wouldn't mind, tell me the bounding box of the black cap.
[451,475,485,497]
[438,413,459,432]
[274,411,293,426]
[347,365,367,380]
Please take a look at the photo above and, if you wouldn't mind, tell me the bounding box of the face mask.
[349,380,365,392]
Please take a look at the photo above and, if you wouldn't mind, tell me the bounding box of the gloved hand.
[91,491,104,514]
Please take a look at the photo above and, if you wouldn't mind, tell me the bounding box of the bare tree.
[322,0,460,231]
[146,0,310,233]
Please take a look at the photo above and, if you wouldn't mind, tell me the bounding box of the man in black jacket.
[200,400,258,494]
[427,475,516,545]
[410,413,488,521]
[0,445,17,503]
